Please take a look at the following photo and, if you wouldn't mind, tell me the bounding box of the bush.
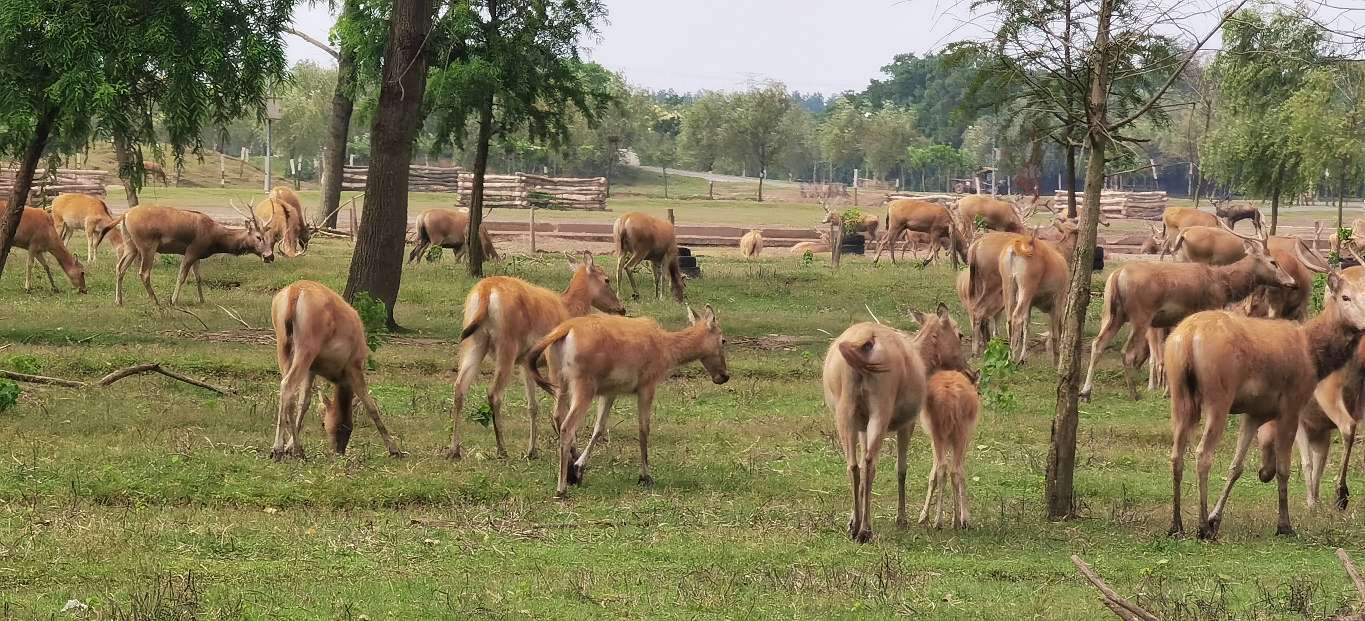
[6,354,41,374]
[840,209,864,236]
[0,379,19,413]
[351,293,388,369]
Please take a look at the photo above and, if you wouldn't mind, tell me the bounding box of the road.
[631,165,798,187]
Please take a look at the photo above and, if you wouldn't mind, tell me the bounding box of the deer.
[525,305,729,498]
[9,206,87,293]
[444,252,626,461]
[1165,265,1365,540]
[824,302,970,542]
[1138,224,1166,254]
[873,199,966,267]
[143,161,169,186]
[1165,223,1326,320]
[739,229,763,257]
[1080,222,1297,401]
[613,211,685,302]
[407,208,497,264]
[1163,225,1246,265]
[956,194,1050,234]
[998,223,1080,364]
[789,231,831,255]
[917,369,980,529]
[269,280,404,460]
[108,203,275,306]
[50,193,123,264]
[254,186,313,258]
[1212,199,1264,234]
[1157,206,1219,254]
[821,203,880,242]
[959,219,1081,355]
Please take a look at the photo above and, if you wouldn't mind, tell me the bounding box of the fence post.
[349,204,357,242]
[219,151,225,187]
[667,208,675,226]
[830,220,842,268]
[529,204,537,254]
[708,181,714,200]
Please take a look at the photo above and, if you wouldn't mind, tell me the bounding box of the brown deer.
[10,206,87,293]
[820,204,880,242]
[407,208,497,264]
[254,187,312,257]
[614,211,685,302]
[269,280,404,459]
[1081,223,1296,401]
[956,194,1049,234]
[959,220,1080,355]
[789,231,831,255]
[445,252,626,461]
[873,199,966,267]
[110,204,275,306]
[1164,225,1246,265]
[1212,199,1264,234]
[1166,224,1326,321]
[525,305,729,497]
[917,369,980,529]
[739,229,763,257]
[1137,224,1166,254]
[824,303,968,542]
[1160,206,1219,249]
[143,161,169,186]
[998,226,1074,364]
[1165,267,1365,539]
[51,193,123,264]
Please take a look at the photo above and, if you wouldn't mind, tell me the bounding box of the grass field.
[5,217,1365,619]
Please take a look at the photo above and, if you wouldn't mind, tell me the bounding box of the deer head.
[569,251,626,315]
[685,304,729,384]
[1219,219,1293,288]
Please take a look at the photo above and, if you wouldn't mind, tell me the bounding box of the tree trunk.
[1269,161,1284,236]
[1046,0,1114,521]
[758,172,765,202]
[113,130,140,207]
[0,105,60,278]
[342,0,430,330]
[467,94,493,277]
[1065,142,1078,219]
[321,15,358,229]
[1193,101,1212,208]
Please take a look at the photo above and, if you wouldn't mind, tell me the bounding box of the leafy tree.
[275,62,337,177]
[425,0,610,277]
[678,91,733,172]
[907,144,968,192]
[0,0,294,275]
[818,98,866,182]
[1285,65,1365,231]
[728,82,796,201]
[863,53,981,146]
[862,105,924,182]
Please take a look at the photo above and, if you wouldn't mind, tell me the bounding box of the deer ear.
[910,310,927,326]
[704,303,718,326]
[1329,271,1345,296]
[935,301,950,320]
[685,304,699,324]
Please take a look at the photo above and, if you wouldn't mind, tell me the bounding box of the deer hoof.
[441,446,464,461]
[1197,518,1220,540]
[269,448,288,461]
[495,448,509,459]
[524,448,541,461]
[554,489,569,500]
[638,474,654,487]
[1258,464,1275,483]
[854,528,873,544]
[567,463,584,486]
[1276,524,1296,537]
[1167,523,1183,538]
[1337,487,1350,511]
[389,450,409,459]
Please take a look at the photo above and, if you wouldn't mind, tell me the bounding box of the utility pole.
[264,98,284,192]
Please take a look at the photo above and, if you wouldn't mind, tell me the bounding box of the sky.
[286,0,1364,96]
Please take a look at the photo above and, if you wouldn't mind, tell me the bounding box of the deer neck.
[1211,259,1262,302]
[663,322,711,366]
[47,238,80,271]
[914,331,968,375]
[213,226,255,256]
[1305,304,1365,380]
[559,272,594,316]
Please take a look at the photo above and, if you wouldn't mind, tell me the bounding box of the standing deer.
[1212,199,1264,234]
[1158,206,1219,253]
[269,280,404,459]
[873,199,966,267]
[917,369,980,529]
[445,252,626,460]
[525,305,729,497]
[9,206,87,293]
[739,229,763,257]
[1165,267,1365,539]
[255,186,313,257]
[956,194,1049,234]
[407,208,497,264]
[614,211,685,302]
[959,220,1080,354]
[143,161,169,186]
[1080,223,1297,400]
[110,204,275,306]
[51,193,122,264]
[824,303,968,542]
[998,225,1074,364]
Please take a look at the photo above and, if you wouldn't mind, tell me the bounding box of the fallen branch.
[97,364,230,395]
[1339,548,1365,606]
[168,305,209,331]
[217,304,251,330]
[0,369,86,388]
[1071,555,1158,621]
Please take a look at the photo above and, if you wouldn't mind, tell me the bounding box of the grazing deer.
[143,161,169,186]
[998,225,1076,364]
[614,211,685,302]
[51,193,123,264]
[407,208,497,264]
[825,303,969,542]
[960,220,1080,355]
[739,229,763,257]
[269,280,404,459]
[254,187,313,257]
[1159,207,1219,253]
[873,199,965,267]
[1165,266,1365,539]
[445,252,626,460]
[821,204,880,242]
[525,305,729,497]
[1081,223,1297,401]
[917,369,980,529]
[110,203,275,306]
[1212,199,1264,234]
[956,194,1049,234]
[10,206,87,293]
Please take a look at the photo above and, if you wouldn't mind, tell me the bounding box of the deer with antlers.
[407,208,497,264]
[1080,222,1297,401]
[108,203,275,306]
[525,305,729,497]
[51,193,122,264]
[739,229,763,257]
[269,280,404,459]
[956,194,1051,234]
[1165,263,1365,539]
[8,205,87,294]
[444,252,626,460]
[873,199,966,267]
[254,187,313,258]
[1212,199,1264,234]
[614,211,685,302]
[825,303,970,542]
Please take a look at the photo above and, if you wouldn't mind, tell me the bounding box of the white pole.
[264,118,273,192]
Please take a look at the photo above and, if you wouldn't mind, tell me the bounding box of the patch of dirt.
[730,334,819,351]
[163,329,455,347]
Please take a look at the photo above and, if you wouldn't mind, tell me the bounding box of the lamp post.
[264,98,284,192]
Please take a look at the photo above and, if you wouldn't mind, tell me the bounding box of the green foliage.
[6,354,41,374]
[352,292,387,354]
[974,214,990,231]
[1312,273,1328,316]
[978,338,1016,410]
[863,53,980,146]
[425,246,444,263]
[468,402,494,428]
[801,250,814,268]
[0,378,18,413]
[839,209,864,236]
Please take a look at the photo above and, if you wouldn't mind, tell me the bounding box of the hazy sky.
[286,1,1362,96]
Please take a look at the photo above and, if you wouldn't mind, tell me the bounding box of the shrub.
[0,379,19,413]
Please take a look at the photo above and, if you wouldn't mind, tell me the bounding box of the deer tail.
[966,240,981,301]
[408,213,431,264]
[838,336,887,374]
[459,290,489,341]
[613,218,629,257]
[668,256,686,301]
[525,324,571,393]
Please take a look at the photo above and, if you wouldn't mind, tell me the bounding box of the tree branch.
[284,26,340,60]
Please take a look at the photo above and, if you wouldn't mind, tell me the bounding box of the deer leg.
[1122,326,1149,401]
[1206,416,1255,531]
[896,425,912,528]
[272,375,296,459]
[1194,404,1229,540]
[170,257,194,306]
[192,262,205,304]
[857,414,888,543]
[1169,409,1194,536]
[285,372,316,459]
[86,230,96,265]
[917,454,939,526]
[871,226,892,263]
[1304,428,1331,509]
[621,254,644,301]
[1273,407,1299,536]
[31,252,58,293]
[1080,305,1125,401]
[21,251,33,291]
[573,394,616,477]
[952,445,970,529]
[636,386,657,486]
[273,352,312,459]
[556,381,596,497]
[522,367,543,460]
[485,345,518,458]
[114,246,134,305]
[1335,424,1354,510]
[137,248,160,306]
[837,408,861,541]
[1151,328,1169,392]
[444,336,489,460]
[348,367,404,457]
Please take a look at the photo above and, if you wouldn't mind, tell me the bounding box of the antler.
[1217,216,1267,248]
[227,197,262,228]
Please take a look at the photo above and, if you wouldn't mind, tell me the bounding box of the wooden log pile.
[0,168,109,203]
[520,173,606,211]
[1052,190,1167,220]
[342,165,461,192]
[342,165,606,210]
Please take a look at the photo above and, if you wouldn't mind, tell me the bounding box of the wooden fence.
[0,168,109,204]
[1052,190,1167,220]
[343,165,606,210]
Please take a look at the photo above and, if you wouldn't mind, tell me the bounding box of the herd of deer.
[13,187,1365,544]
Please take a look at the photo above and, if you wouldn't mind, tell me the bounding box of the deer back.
[271,280,368,381]
[616,212,677,260]
[823,322,927,430]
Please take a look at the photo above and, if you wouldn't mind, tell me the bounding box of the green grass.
[3,230,1365,620]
